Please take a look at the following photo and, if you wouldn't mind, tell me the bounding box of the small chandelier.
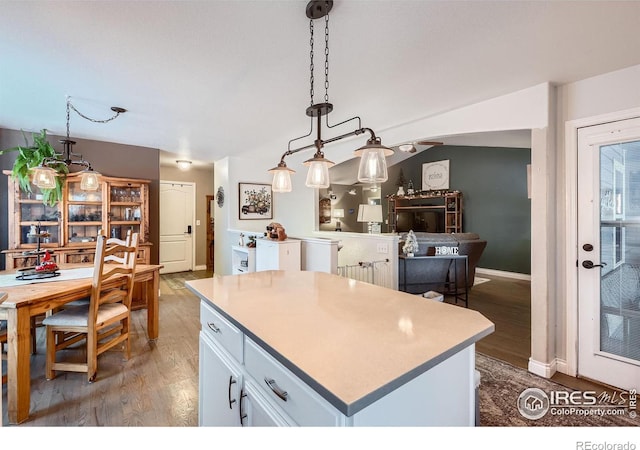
[268,0,393,193]
[31,96,126,191]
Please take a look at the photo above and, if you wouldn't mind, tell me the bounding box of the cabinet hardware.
[264,377,288,401]
[207,322,221,333]
[228,376,237,409]
[239,389,247,426]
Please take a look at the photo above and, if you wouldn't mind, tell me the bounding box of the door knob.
[582,260,607,269]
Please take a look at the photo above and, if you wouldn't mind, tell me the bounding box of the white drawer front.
[200,301,243,362]
[244,337,342,426]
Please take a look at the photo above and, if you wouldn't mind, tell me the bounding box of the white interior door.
[160,181,194,274]
[577,117,640,390]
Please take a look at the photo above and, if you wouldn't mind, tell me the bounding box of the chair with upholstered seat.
[43,232,139,382]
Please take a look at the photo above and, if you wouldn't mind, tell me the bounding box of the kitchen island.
[187,270,494,426]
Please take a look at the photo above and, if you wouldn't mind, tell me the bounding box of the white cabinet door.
[199,332,243,426]
[256,240,300,271]
[242,379,293,426]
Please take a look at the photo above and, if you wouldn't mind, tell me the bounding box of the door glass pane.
[599,140,640,362]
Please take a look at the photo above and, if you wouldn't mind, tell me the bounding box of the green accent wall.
[383,145,531,275]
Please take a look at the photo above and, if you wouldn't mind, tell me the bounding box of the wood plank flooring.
[457,273,612,394]
[1,270,211,426]
[2,269,611,426]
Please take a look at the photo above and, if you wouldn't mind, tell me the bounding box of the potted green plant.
[0,129,67,206]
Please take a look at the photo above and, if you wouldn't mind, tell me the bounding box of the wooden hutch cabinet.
[3,171,152,308]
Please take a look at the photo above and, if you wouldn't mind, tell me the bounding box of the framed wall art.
[239,183,273,220]
[422,159,450,191]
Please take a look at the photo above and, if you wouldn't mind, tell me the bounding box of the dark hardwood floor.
[2,269,613,426]
[457,273,614,394]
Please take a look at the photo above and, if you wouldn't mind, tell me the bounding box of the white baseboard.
[528,357,557,378]
[476,267,531,281]
[554,358,573,377]
[194,265,207,271]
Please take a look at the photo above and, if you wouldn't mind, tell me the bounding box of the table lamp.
[333,208,345,231]
[357,204,383,234]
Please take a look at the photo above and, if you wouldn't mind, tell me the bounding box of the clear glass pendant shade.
[269,164,295,193]
[356,146,390,183]
[305,161,331,188]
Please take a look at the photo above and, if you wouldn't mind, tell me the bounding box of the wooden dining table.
[0,263,163,424]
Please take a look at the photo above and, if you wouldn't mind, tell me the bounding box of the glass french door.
[577,117,640,390]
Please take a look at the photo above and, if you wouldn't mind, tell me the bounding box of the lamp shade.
[355,142,393,184]
[31,166,57,189]
[304,160,331,188]
[269,164,296,193]
[357,204,383,223]
[333,208,344,218]
[80,169,101,191]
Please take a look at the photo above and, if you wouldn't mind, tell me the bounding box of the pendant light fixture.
[268,0,393,192]
[32,96,126,191]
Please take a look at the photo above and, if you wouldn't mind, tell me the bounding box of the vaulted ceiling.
[2,1,639,169]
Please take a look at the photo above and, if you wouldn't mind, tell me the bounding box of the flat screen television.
[395,210,445,233]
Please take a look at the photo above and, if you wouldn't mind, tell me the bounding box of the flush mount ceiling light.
[176,160,192,171]
[397,140,444,154]
[268,0,393,193]
[32,96,126,191]
[398,144,415,153]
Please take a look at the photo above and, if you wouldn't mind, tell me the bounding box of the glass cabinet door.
[15,185,61,247]
[108,182,144,240]
[66,179,104,245]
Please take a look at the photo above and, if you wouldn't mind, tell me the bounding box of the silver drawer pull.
[264,377,288,401]
[207,322,221,333]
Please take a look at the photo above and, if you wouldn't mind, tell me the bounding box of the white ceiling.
[2,1,640,170]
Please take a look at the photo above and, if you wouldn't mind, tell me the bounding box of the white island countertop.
[186,270,494,417]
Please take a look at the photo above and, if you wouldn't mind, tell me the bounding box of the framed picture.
[422,160,450,191]
[239,183,273,220]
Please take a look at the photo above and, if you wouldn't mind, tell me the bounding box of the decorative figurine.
[266,222,287,241]
[402,230,419,257]
[407,179,415,196]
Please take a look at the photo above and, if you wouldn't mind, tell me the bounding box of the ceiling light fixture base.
[306,102,333,117]
[306,0,333,19]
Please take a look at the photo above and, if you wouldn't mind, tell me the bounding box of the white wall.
[215,154,316,275]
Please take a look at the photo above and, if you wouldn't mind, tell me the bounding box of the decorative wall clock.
[216,186,225,207]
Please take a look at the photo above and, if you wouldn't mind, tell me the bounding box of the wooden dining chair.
[43,232,139,382]
[62,230,134,310]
